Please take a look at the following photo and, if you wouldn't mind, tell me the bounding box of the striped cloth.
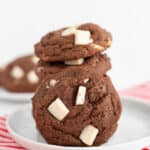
[0,116,25,150]
[0,82,150,150]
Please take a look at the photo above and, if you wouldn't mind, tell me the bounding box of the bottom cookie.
[32,70,122,146]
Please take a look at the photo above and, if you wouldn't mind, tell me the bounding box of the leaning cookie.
[35,23,112,62]
[36,53,111,80]
[32,70,122,146]
[2,55,40,92]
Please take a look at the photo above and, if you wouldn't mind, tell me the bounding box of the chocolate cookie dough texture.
[32,71,121,146]
[33,23,122,146]
[35,23,112,62]
[2,55,40,92]
[36,53,111,80]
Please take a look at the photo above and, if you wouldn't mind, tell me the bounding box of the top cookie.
[35,23,112,62]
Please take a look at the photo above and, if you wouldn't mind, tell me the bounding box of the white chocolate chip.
[27,70,39,84]
[75,30,93,45]
[75,86,86,105]
[37,67,43,73]
[80,125,99,146]
[84,78,89,83]
[61,26,77,36]
[48,98,69,121]
[50,79,57,87]
[10,66,24,79]
[90,44,104,51]
[32,56,39,64]
[62,25,93,45]
[65,58,84,66]
[107,40,112,46]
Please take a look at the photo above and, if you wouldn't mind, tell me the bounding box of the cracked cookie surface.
[32,70,121,146]
[35,23,112,62]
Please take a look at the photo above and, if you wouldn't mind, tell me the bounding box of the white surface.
[0,88,33,102]
[0,0,150,89]
[0,88,33,115]
[7,98,150,150]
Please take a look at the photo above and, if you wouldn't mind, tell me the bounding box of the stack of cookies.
[33,23,122,146]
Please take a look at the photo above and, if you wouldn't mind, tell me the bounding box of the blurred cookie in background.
[2,55,40,93]
[0,66,5,86]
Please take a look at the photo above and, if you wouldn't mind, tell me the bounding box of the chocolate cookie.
[35,23,112,62]
[0,67,5,86]
[2,55,40,92]
[36,54,111,80]
[32,70,121,146]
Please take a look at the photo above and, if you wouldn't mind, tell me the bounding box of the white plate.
[0,88,33,101]
[6,98,150,150]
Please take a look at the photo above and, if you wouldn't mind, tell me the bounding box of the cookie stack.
[33,23,122,146]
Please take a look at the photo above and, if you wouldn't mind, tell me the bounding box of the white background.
[0,0,150,89]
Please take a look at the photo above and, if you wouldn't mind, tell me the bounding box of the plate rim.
[6,97,150,150]
[0,88,33,102]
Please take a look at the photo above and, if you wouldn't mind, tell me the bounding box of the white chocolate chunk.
[90,44,104,51]
[75,30,93,45]
[84,78,89,83]
[65,58,84,66]
[37,67,43,73]
[50,79,57,87]
[75,86,86,105]
[27,70,39,84]
[107,40,112,46]
[48,98,69,121]
[10,66,24,79]
[61,26,77,36]
[62,25,93,45]
[32,56,39,64]
[80,125,99,146]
